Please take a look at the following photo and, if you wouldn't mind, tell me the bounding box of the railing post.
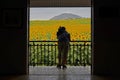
[55,44,57,65]
[44,44,46,65]
[79,44,82,65]
[48,44,50,66]
[40,44,42,65]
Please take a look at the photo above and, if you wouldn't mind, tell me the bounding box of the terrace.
[29,41,91,74]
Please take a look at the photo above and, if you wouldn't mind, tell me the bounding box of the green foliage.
[29,42,91,66]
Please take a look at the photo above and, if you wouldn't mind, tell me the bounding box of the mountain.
[50,13,82,20]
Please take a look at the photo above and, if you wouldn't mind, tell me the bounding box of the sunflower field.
[29,18,91,41]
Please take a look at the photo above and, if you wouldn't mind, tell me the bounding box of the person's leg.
[58,48,61,65]
[57,44,62,69]
[62,45,69,69]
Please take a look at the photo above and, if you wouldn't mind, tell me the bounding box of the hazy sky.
[30,7,91,20]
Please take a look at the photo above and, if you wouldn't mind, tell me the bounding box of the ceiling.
[30,0,91,7]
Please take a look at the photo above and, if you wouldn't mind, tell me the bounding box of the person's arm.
[57,32,59,39]
[68,33,71,41]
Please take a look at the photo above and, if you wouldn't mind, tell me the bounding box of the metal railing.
[29,41,91,66]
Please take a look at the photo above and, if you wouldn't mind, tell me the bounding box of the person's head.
[58,26,62,31]
[58,26,66,34]
[61,26,66,31]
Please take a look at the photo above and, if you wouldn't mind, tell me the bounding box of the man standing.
[56,26,71,69]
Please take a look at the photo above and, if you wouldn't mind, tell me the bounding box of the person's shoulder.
[67,32,70,35]
[57,32,59,35]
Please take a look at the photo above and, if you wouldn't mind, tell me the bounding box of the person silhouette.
[56,26,71,69]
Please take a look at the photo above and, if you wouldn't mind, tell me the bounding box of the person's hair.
[61,26,65,31]
[57,26,66,36]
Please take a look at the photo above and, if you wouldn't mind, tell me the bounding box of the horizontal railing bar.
[29,40,91,42]
[30,44,91,46]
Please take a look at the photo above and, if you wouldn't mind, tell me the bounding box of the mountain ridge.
[50,13,82,20]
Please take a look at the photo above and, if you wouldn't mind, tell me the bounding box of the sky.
[30,7,91,20]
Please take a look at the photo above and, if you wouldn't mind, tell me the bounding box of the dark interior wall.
[0,0,120,76]
[93,0,120,76]
[0,0,28,75]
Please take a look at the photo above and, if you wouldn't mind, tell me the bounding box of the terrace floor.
[29,66,91,80]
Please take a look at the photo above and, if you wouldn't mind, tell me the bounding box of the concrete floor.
[29,66,91,80]
[29,66,91,75]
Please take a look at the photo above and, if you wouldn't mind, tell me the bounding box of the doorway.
[28,7,92,75]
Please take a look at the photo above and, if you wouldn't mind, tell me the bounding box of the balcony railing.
[29,41,91,66]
